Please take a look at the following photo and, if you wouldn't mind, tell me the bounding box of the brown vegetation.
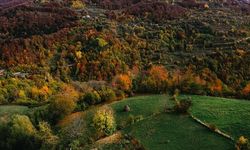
[126,2,187,22]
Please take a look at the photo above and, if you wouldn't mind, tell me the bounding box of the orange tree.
[112,74,132,92]
[136,65,169,93]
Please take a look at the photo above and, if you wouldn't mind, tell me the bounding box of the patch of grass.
[111,95,235,150]
[0,105,29,117]
[181,95,250,139]
[59,94,250,149]
[110,95,172,127]
[58,95,171,148]
[123,114,233,150]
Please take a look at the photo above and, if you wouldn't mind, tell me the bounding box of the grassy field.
[0,105,29,117]
[123,114,233,150]
[180,95,250,139]
[20,94,249,149]
[58,95,250,149]
[110,95,171,127]
[110,95,234,150]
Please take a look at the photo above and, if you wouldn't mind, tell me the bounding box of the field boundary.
[190,115,234,141]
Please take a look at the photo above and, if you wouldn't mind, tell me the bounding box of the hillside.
[0,0,249,97]
[55,95,250,149]
[0,0,250,149]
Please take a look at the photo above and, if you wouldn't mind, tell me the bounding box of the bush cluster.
[0,115,58,150]
[112,74,132,92]
[126,2,187,22]
[136,65,168,93]
[49,94,77,123]
[0,78,58,105]
[71,0,85,9]
[93,106,116,136]
[173,98,192,114]
[76,86,118,111]
[236,136,250,150]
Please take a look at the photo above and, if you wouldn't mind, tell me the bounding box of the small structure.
[0,69,5,76]
[123,105,131,112]
[12,72,29,78]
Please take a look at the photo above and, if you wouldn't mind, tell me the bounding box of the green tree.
[84,91,101,105]
[1,115,39,150]
[93,106,116,136]
[36,122,59,150]
[98,87,116,102]
[49,93,76,122]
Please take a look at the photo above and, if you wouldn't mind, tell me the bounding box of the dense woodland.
[0,0,250,149]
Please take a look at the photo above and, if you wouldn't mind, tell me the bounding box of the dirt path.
[95,131,123,146]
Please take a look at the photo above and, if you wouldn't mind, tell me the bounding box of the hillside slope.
[57,95,250,149]
[0,0,249,97]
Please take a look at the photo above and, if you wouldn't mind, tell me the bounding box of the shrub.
[242,83,250,98]
[113,74,132,92]
[72,81,93,93]
[49,94,76,122]
[84,91,101,105]
[148,65,168,83]
[209,79,223,95]
[18,90,26,98]
[2,115,39,150]
[68,140,81,150]
[30,106,50,125]
[15,98,38,106]
[115,89,126,100]
[128,115,143,125]
[71,0,85,9]
[5,84,19,102]
[138,65,168,93]
[180,80,206,95]
[16,89,34,105]
[96,37,108,48]
[10,115,36,136]
[189,82,206,95]
[93,106,116,136]
[29,86,52,102]
[173,98,192,114]
[98,87,116,102]
[0,94,6,104]
[236,136,249,150]
[30,87,41,100]
[77,88,111,111]
[59,84,80,102]
[140,77,158,92]
[36,122,59,150]
[76,100,89,111]
[0,89,8,104]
